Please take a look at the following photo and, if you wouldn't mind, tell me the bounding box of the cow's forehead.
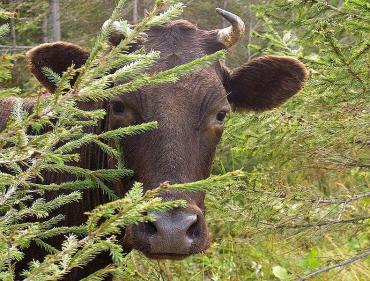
[112,20,228,117]
[142,20,223,65]
[119,66,227,109]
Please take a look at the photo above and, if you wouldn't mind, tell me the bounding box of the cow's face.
[27,9,307,260]
[112,66,229,258]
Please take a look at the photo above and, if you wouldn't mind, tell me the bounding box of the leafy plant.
[0,1,243,280]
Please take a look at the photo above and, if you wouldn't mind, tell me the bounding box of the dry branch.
[296,248,370,281]
[261,216,370,229]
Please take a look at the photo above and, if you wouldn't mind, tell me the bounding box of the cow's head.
[27,9,308,260]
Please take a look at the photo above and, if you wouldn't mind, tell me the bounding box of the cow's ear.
[225,56,308,111]
[27,42,89,93]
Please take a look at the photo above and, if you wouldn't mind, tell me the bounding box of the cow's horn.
[103,20,125,46]
[216,8,245,48]
[103,20,147,46]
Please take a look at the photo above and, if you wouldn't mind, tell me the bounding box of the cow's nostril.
[131,210,208,256]
[143,221,157,235]
[186,215,201,239]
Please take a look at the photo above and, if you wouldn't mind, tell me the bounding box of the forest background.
[0,0,369,280]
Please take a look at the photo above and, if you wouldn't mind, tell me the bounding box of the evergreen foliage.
[104,1,369,280]
[0,0,369,280]
[210,1,369,279]
[0,1,244,280]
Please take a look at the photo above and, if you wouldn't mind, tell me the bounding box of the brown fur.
[224,56,309,111]
[0,98,35,131]
[27,42,89,93]
[6,19,308,280]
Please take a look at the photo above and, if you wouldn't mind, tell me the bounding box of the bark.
[132,0,138,24]
[9,0,17,46]
[245,1,252,60]
[42,17,48,43]
[50,0,61,41]
[143,0,152,16]
[222,0,229,28]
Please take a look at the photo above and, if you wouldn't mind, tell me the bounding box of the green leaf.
[272,266,290,280]
[302,248,322,270]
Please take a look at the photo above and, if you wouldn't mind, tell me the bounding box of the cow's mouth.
[144,253,190,260]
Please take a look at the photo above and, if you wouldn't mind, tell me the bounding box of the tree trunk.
[245,1,252,60]
[143,0,152,16]
[222,0,229,28]
[50,0,61,41]
[42,17,48,43]
[9,0,17,46]
[132,0,138,24]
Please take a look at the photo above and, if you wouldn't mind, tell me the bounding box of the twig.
[247,189,370,204]
[296,248,370,281]
[0,45,34,51]
[311,0,366,20]
[261,216,370,229]
[327,38,366,91]
[302,191,370,204]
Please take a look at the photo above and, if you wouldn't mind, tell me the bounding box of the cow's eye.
[216,111,227,122]
[112,101,125,113]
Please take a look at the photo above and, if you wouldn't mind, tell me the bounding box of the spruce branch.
[0,1,243,279]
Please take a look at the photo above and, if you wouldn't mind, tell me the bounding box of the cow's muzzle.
[123,204,210,259]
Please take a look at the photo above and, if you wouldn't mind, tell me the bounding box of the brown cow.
[6,8,307,280]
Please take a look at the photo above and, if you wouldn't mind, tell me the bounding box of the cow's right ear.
[27,42,89,93]
[224,56,308,111]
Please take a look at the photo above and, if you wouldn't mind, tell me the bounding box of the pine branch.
[296,248,370,281]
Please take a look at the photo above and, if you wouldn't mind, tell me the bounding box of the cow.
[3,8,308,280]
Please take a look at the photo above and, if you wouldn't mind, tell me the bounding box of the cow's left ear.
[27,42,89,93]
[225,56,308,111]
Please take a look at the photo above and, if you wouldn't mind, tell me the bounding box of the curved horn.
[102,20,148,46]
[216,8,245,48]
[103,20,125,46]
